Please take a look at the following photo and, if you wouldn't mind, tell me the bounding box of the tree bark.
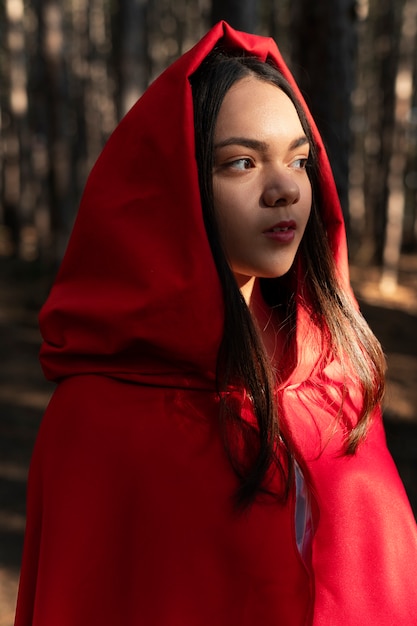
[361,0,404,264]
[290,0,358,232]
[2,0,30,257]
[211,0,259,33]
[117,0,150,118]
[380,0,417,291]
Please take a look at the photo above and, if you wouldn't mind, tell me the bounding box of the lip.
[263,220,296,243]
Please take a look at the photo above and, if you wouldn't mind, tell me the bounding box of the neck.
[239,277,282,365]
[235,276,270,327]
[247,280,273,331]
[235,274,256,306]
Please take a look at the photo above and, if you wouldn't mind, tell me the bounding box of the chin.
[261,265,294,279]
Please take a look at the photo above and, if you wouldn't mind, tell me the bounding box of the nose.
[262,169,300,207]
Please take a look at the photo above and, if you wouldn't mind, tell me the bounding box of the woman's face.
[212,76,312,291]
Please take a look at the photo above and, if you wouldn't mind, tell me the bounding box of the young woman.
[15,21,417,626]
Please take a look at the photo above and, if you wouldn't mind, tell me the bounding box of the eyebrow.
[214,135,310,152]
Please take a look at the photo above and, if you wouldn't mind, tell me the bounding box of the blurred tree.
[259,0,291,61]
[290,0,358,233]
[38,0,72,260]
[380,0,417,291]
[408,131,417,248]
[147,0,210,80]
[359,0,404,264]
[0,0,416,272]
[211,0,259,32]
[1,0,30,257]
[31,0,116,261]
[84,0,117,167]
[403,3,417,252]
[116,0,150,118]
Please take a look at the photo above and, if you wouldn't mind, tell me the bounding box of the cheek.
[301,182,313,227]
[212,183,245,238]
[214,206,243,254]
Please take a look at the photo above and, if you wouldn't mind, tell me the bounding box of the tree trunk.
[290,0,358,233]
[35,0,72,260]
[2,0,30,258]
[370,0,403,263]
[259,0,291,60]
[117,0,150,118]
[84,0,117,165]
[380,0,417,291]
[403,12,417,251]
[211,0,259,33]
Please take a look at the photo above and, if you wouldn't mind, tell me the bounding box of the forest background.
[2,0,417,273]
[1,0,417,624]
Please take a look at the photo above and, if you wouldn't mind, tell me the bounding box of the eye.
[228,157,254,170]
[291,157,309,170]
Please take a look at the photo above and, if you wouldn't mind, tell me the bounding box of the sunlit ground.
[350,255,417,315]
[350,254,417,423]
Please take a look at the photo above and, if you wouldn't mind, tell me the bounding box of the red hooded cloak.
[15,22,417,626]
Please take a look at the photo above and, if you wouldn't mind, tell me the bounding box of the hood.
[39,21,349,388]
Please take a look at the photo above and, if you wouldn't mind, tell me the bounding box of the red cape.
[15,22,417,625]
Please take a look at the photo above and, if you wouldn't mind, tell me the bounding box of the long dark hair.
[190,49,386,508]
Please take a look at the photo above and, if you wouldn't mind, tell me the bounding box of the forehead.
[214,76,304,141]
